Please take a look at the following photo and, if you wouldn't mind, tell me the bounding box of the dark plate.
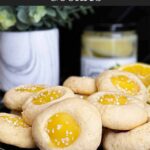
[0,143,102,150]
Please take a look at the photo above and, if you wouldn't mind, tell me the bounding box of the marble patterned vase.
[0,28,59,91]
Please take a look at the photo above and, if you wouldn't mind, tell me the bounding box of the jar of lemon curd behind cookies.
[81,23,138,77]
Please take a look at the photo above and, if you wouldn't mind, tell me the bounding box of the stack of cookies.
[0,62,150,150]
[1,85,102,150]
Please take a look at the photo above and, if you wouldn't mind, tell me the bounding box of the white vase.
[0,28,59,91]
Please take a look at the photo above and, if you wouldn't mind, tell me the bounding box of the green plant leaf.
[0,6,94,31]
[55,7,68,20]
[16,22,29,31]
[79,6,88,15]
[29,6,47,24]
[0,6,16,30]
[46,8,56,17]
[17,7,30,24]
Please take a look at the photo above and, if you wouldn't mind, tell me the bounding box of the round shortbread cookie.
[63,76,97,95]
[96,70,148,102]
[32,98,102,150]
[88,91,148,130]
[22,86,75,125]
[0,113,35,148]
[103,122,150,150]
[3,84,47,111]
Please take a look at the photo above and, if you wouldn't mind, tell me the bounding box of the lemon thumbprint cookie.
[118,63,150,87]
[96,70,148,101]
[63,76,97,95]
[32,98,102,150]
[3,84,47,111]
[103,122,150,150]
[22,86,75,125]
[0,113,35,148]
[88,91,148,130]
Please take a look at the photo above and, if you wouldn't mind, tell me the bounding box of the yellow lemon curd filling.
[0,115,29,128]
[121,64,150,78]
[99,94,127,105]
[32,90,63,105]
[16,85,45,92]
[121,64,150,86]
[111,75,140,95]
[46,112,80,148]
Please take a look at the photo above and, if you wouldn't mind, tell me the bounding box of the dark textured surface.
[0,143,102,150]
[0,144,38,150]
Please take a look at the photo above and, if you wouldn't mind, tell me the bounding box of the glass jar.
[81,23,138,77]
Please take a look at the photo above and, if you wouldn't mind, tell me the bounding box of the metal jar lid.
[85,23,136,32]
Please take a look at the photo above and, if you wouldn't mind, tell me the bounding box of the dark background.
[59,6,150,83]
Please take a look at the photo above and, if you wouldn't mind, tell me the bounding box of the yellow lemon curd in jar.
[16,85,45,93]
[111,75,140,95]
[46,112,80,148]
[32,90,63,105]
[99,94,127,105]
[0,115,29,128]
